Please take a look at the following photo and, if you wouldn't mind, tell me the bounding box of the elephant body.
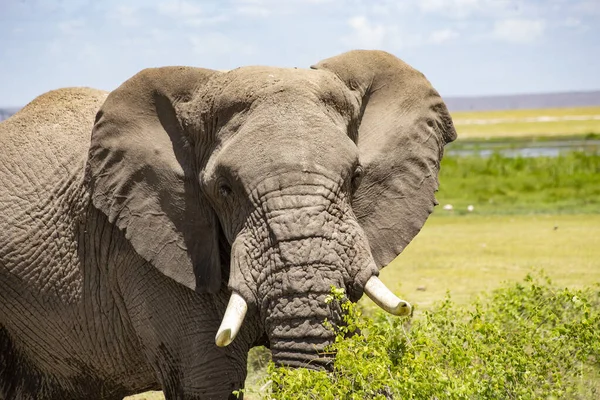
[0,88,249,399]
[0,88,149,397]
[0,51,456,399]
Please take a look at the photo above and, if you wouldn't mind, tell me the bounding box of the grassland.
[451,106,600,138]
[373,150,600,308]
[376,214,600,310]
[452,106,600,121]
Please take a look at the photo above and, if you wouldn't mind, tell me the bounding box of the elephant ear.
[86,66,223,292]
[312,50,457,268]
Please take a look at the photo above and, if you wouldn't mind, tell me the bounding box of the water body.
[446,138,600,158]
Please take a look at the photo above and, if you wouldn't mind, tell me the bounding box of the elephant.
[0,50,456,399]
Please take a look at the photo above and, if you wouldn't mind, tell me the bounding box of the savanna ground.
[129,107,600,399]
[451,106,600,138]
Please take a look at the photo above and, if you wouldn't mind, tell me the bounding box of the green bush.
[256,276,600,399]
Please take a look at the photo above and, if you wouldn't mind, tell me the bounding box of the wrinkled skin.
[0,50,456,399]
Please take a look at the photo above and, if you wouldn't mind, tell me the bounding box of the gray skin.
[0,50,456,399]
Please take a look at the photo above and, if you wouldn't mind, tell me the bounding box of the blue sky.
[1,0,599,106]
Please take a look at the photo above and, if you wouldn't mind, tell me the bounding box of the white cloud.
[492,19,545,43]
[235,6,271,17]
[81,43,102,63]
[418,0,481,18]
[109,6,140,27]
[46,40,63,56]
[559,16,589,33]
[232,0,338,18]
[157,0,203,18]
[575,0,600,15]
[420,0,478,12]
[233,0,278,17]
[344,16,387,48]
[189,33,255,57]
[415,0,535,20]
[156,1,228,26]
[58,19,85,35]
[343,15,461,49]
[345,14,466,49]
[120,28,166,47]
[563,17,581,27]
[429,28,459,44]
[185,15,229,26]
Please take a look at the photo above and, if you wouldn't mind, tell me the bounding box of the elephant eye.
[351,165,364,192]
[218,182,233,197]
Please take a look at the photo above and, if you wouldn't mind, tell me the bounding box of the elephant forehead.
[210,66,358,116]
[200,67,360,179]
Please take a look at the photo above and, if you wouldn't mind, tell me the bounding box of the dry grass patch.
[451,106,600,138]
[375,214,600,310]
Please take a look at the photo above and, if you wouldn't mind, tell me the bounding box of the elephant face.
[199,66,360,243]
[86,50,456,368]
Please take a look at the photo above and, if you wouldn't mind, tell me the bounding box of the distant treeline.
[0,108,19,122]
[445,90,600,112]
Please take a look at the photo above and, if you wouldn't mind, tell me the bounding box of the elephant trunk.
[254,231,348,368]
[219,173,407,367]
[266,291,339,369]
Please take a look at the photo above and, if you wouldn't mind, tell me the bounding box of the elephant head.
[86,50,456,368]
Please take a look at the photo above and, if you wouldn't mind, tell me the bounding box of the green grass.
[433,152,600,215]
[450,106,600,138]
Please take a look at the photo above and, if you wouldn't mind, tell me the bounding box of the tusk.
[215,292,248,347]
[364,276,412,316]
